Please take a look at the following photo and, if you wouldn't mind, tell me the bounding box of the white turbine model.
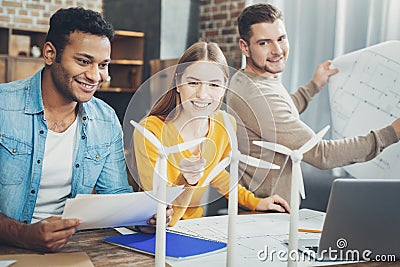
[130,120,205,267]
[201,112,280,267]
[254,125,330,267]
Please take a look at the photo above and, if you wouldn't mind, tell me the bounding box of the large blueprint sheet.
[328,41,400,179]
[167,209,325,267]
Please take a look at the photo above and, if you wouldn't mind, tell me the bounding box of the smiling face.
[45,31,111,104]
[240,20,289,78]
[177,61,226,119]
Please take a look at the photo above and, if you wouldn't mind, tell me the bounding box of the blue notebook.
[104,232,226,260]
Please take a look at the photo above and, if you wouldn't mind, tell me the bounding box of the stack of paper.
[62,187,184,230]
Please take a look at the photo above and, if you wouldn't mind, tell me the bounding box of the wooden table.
[0,228,399,267]
[0,228,158,266]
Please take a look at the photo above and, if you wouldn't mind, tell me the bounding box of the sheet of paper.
[0,261,15,267]
[114,227,136,235]
[166,209,326,266]
[0,252,93,267]
[328,40,400,179]
[62,186,184,230]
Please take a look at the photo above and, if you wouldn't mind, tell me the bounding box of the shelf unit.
[0,27,145,93]
[99,30,145,93]
[0,27,47,56]
[0,55,6,83]
[0,27,46,82]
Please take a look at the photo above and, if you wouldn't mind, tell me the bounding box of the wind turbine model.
[254,125,330,267]
[130,120,205,267]
[201,112,280,266]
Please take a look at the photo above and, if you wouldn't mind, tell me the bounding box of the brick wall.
[1,0,244,66]
[0,0,103,31]
[199,0,245,69]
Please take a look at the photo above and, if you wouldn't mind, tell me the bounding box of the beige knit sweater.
[226,70,398,202]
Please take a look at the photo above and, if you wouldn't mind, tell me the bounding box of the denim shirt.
[0,69,132,223]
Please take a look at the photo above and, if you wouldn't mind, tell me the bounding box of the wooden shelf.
[0,55,6,83]
[97,87,136,93]
[114,30,144,37]
[7,56,44,61]
[0,27,144,126]
[0,27,47,56]
[0,27,47,81]
[7,56,44,81]
[111,59,143,65]
[109,30,144,90]
[0,27,145,92]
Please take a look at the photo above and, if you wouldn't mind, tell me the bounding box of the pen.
[298,228,322,234]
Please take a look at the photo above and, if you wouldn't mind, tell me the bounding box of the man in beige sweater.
[226,3,400,202]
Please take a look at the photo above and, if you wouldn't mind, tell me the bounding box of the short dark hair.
[45,7,114,61]
[237,3,283,44]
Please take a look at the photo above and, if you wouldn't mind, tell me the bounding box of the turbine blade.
[299,171,306,200]
[222,112,238,151]
[239,154,280,169]
[299,125,330,154]
[201,157,231,186]
[253,141,292,155]
[292,162,306,199]
[166,137,206,155]
[130,120,162,149]
[152,159,161,193]
[153,157,169,199]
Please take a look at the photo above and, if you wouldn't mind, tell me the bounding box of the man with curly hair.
[0,7,170,252]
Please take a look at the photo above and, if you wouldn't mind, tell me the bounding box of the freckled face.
[49,31,111,103]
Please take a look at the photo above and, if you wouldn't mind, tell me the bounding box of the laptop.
[299,178,400,262]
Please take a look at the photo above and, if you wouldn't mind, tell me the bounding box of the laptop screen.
[317,178,400,261]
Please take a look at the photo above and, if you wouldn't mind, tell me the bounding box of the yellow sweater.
[134,110,261,226]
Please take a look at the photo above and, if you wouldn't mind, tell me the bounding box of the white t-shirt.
[31,118,78,223]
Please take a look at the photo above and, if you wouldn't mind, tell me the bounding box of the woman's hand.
[131,205,174,234]
[180,156,206,185]
[255,194,291,213]
[146,205,174,226]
